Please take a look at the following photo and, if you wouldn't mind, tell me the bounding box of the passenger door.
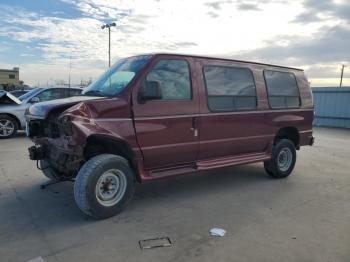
[198,64,271,160]
[133,58,199,169]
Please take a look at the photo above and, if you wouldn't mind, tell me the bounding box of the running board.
[196,152,271,170]
[149,166,196,178]
[148,152,271,178]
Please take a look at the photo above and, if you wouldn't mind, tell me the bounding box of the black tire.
[74,154,135,219]
[264,139,296,179]
[0,114,18,139]
[39,159,60,181]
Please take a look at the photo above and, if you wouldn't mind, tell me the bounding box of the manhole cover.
[139,237,172,249]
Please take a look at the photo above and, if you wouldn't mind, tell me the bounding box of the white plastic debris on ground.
[209,227,226,237]
[27,257,46,262]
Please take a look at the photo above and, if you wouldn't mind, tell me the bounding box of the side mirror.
[29,97,40,103]
[139,81,162,102]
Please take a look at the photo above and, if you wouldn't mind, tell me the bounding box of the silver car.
[0,87,82,138]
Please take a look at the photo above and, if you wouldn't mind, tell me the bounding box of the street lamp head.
[101,23,116,29]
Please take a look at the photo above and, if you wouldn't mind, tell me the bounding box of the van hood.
[27,96,103,119]
[0,92,21,105]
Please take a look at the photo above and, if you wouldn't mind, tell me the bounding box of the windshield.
[18,88,43,101]
[82,55,152,97]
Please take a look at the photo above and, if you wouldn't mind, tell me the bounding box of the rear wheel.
[0,115,18,139]
[74,154,135,219]
[264,139,296,179]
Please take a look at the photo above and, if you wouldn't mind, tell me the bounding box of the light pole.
[101,22,116,67]
[340,64,346,87]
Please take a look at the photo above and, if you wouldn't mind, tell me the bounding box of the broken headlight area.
[27,119,58,138]
[27,117,73,138]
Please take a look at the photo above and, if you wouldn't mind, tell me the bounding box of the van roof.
[149,53,303,72]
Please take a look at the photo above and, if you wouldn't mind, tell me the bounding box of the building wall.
[313,87,350,129]
[0,68,20,86]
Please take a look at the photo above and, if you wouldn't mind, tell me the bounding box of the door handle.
[191,117,199,137]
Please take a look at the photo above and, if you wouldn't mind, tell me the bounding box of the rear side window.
[203,65,257,111]
[264,70,300,109]
[146,59,191,100]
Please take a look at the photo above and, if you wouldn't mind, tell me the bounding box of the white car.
[0,87,82,138]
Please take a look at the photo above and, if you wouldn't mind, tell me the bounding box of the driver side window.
[146,59,192,100]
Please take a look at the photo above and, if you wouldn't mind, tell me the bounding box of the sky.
[0,0,349,87]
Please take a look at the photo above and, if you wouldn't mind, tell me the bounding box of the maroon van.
[26,53,314,219]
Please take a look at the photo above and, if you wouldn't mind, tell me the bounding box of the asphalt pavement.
[0,128,349,262]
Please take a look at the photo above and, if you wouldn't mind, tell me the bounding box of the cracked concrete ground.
[0,127,349,262]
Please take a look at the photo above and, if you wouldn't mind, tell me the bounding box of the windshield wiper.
[82,90,105,97]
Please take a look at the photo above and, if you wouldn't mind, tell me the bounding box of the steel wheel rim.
[0,119,15,137]
[95,169,127,207]
[277,147,293,172]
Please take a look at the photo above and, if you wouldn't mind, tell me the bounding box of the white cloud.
[0,0,349,86]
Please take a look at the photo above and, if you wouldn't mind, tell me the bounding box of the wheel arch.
[83,134,141,182]
[274,126,300,149]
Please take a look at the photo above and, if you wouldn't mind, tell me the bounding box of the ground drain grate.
[139,237,172,250]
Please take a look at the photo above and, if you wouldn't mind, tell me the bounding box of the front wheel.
[264,139,296,179]
[74,154,135,219]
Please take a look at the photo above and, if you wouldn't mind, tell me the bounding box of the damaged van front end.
[26,94,139,183]
[26,55,153,185]
[26,96,104,179]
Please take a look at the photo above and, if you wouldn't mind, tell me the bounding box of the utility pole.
[340,65,346,87]
[340,65,344,87]
[101,22,116,67]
